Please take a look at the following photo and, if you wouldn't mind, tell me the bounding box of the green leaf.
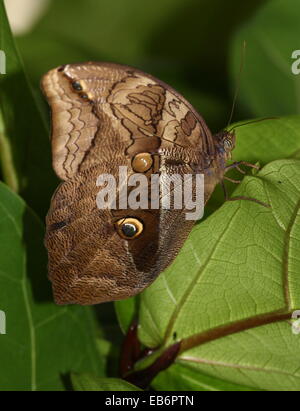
[0,0,57,215]
[117,115,300,335]
[72,374,141,391]
[115,296,139,334]
[137,159,300,391]
[231,115,300,164]
[230,0,300,117]
[151,363,260,391]
[0,182,104,390]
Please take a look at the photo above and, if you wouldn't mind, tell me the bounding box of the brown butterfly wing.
[41,62,215,179]
[45,166,160,304]
[45,168,195,305]
[42,62,219,305]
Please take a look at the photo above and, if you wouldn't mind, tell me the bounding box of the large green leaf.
[137,159,300,391]
[116,115,300,335]
[230,0,300,117]
[0,182,103,390]
[151,363,259,391]
[72,374,141,391]
[115,116,300,390]
[0,0,57,215]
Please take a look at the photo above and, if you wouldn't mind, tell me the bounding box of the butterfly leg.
[221,180,229,201]
[225,161,260,174]
[221,179,270,208]
[221,161,270,208]
[224,176,242,184]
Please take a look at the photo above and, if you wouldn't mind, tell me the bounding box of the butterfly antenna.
[227,40,247,128]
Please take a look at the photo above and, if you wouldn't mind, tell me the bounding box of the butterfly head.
[214,130,236,161]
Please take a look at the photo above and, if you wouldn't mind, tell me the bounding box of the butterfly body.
[42,62,234,305]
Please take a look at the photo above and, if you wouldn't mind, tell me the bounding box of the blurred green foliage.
[231,0,300,117]
[17,0,268,132]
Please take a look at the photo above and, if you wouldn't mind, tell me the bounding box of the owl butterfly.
[41,62,236,305]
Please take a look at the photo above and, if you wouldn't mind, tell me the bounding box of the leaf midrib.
[179,351,300,378]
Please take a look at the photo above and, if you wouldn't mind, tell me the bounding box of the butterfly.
[41,62,237,305]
